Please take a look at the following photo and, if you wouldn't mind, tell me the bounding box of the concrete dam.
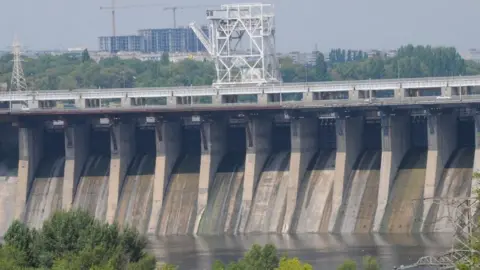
[0,108,477,236]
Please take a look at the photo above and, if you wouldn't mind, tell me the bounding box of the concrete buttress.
[147,121,181,234]
[238,117,272,233]
[282,118,317,233]
[372,115,410,232]
[421,113,457,230]
[470,114,480,220]
[472,115,480,194]
[106,122,136,224]
[194,119,227,234]
[328,116,364,232]
[15,125,44,220]
[63,124,89,210]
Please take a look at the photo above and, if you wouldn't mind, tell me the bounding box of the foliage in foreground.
[336,256,380,270]
[157,243,378,270]
[0,210,156,270]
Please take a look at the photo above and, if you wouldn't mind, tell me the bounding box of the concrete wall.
[194,119,227,233]
[106,122,136,224]
[147,121,181,234]
[63,124,89,210]
[472,115,480,194]
[421,113,457,228]
[471,115,480,219]
[238,117,272,233]
[282,118,318,233]
[372,115,410,232]
[328,116,364,232]
[15,125,44,220]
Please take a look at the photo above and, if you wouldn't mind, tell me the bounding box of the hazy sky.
[1,0,479,53]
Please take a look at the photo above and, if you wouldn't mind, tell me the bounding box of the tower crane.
[163,5,216,28]
[99,4,216,32]
[99,0,117,37]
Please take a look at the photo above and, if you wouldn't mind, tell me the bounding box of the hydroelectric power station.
[2,4,480,241]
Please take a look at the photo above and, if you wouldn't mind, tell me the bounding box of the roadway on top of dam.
[3,75,480,116]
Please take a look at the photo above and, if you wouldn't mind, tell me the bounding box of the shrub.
[0,210,155,270]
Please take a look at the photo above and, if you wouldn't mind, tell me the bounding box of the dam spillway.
[292,149,336,233]
[116,129,156,234]
[72,129,110,221]
[0,124,18,235]
[157,127,201,235]
[24,130,65,229]
[198,126,246,235]
[0,107,479,236]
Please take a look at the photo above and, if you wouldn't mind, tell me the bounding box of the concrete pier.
[472,115,480,193]
[372,115,410,232]
[238,117,272,233]
[421,113,457,229]
[282,118,317,233]
[63,123,89,210]
[106,121,136,224]
[15,125,44,220]
[328,116,364,232]
[147,121,181,234]
[194,119,227,233]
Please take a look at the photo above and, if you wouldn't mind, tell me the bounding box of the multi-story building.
[281,51,322,66]
[98,35,143,53]
[98,26,208,53]
[462,49,480,63]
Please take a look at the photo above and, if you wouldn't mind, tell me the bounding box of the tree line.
[1,45,480,91]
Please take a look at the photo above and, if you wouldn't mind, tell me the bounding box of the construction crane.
[163,5,216,28]
[99,0,117,37]
[100,4,216,31]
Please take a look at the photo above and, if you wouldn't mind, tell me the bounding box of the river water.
[147,233,452,269]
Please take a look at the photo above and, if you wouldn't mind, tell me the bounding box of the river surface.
[147,233,451,270]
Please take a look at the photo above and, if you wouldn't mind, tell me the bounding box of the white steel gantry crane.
[190,3,282,86]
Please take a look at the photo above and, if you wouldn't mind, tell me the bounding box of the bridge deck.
[2,75,480,114]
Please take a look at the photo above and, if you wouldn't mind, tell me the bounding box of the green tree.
[212,260,225,270]
[362,256,380,270]
[242,244,279,270]
[58,76,77,90]
[276,257,313,270]
[0,210,155,269]
[213,244,280,270]
[363,57,385,79]
[160,52,170,65]
[314,52,328,81]
[337,259,356,270]
[81,49,91,63]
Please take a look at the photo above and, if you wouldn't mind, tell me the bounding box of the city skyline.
[1,0,479,53]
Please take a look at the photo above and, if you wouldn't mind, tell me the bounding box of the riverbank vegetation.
[0,209,382,270]
[0,210,156,270]
[159,244,380,270]
[1,45,479,91]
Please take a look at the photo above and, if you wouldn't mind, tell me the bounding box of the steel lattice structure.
[398,197,480,270]
[10,37,27,92]
[191,3,281,86]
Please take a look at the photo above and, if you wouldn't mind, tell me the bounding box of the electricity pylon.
[398,196,480,269]
[10,36,27,92]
